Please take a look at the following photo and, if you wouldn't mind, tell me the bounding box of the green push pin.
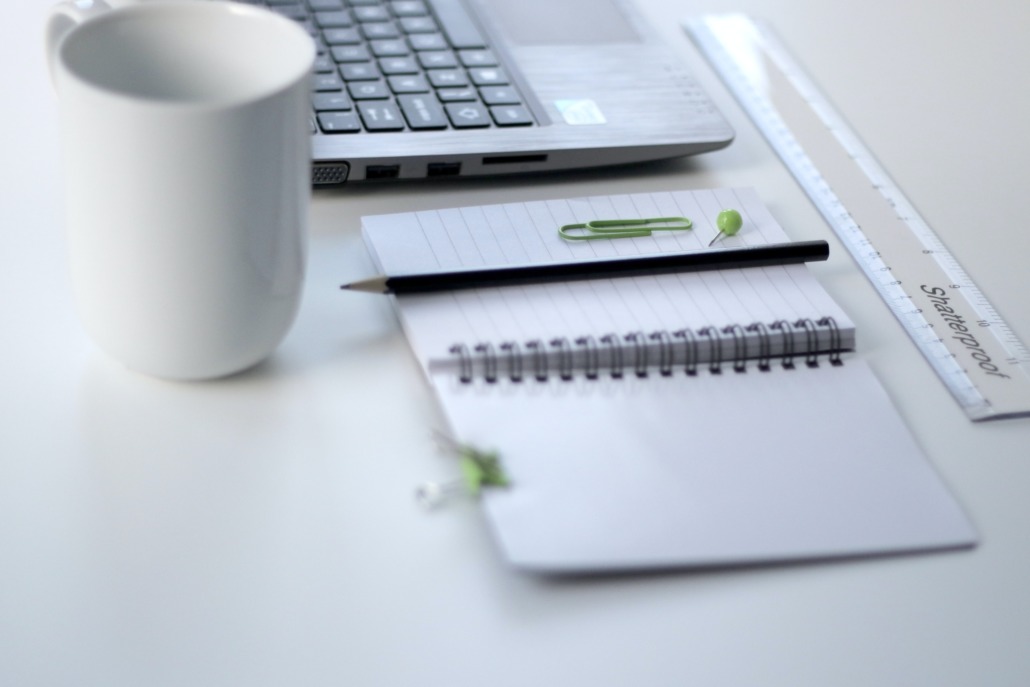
[458,446,510,497]
[708,209,743,246]
[417,432,512,509]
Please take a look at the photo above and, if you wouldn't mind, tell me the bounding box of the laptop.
[241,0,734,184]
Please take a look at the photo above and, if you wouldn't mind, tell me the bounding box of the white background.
[4,0,1030,684]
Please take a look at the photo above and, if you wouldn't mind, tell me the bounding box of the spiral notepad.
[435,316,846,383]
[361,188,976,572]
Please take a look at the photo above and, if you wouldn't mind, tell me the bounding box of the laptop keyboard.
[235,0,537,134]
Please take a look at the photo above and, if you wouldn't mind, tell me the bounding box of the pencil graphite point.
[341,276,389,293]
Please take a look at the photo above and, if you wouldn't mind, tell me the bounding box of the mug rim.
[56,0,315,110]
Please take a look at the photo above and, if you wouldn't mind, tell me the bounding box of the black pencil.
[342,240,830,295]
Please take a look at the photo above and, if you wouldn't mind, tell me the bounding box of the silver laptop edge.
[310,0,734,184]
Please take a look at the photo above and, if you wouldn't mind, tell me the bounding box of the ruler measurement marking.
[687,14,1030,420]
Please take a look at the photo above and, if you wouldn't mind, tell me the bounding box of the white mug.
[47,0,315,380]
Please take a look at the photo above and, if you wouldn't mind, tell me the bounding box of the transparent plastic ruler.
[687,13,1030,420]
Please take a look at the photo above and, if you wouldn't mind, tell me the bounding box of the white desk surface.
[5,0,1030,684]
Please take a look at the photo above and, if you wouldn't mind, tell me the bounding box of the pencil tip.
[340,276,389,294]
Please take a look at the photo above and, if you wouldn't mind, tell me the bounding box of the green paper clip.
[559,216,693,241]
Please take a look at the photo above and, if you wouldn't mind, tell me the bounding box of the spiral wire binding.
[723,323,749,372]
[698,326,723,374]
[601,334,624,379]
[474,342,498,383]
[745,321,772,371]
[770,319,796,368]
[575,336,601,379]
[794,318,821,367]
[626,331,649,378]
[818,316,843,365]
[673,327,700,376]
[449,343,473,383]
[500,341,524,382]
[523,340,547,382]
[449,318,845,383]
[551,337,574,381]
[650,330,675,376]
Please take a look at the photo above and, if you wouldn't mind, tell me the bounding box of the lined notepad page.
[361,188,852,366]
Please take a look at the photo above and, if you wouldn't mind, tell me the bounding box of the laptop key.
[398,94,448,129]
[468,67,508,86]
[427,69,468,88]
[353,6,390,22]
[357,102,407,131]
[435,86,477,102]
[390,1,428,16]
[330,45,371,62]
[369,39,410,57]
[418,51,457,69]
[313,53,335,73]
[313,72,345,91]
[426,0,486,49]
[458,50,497,67]
[323,27,362,44]
[314,10,353,28]
[307,0,344,9]
[340,62,381,80]
[318,111,362,133]
[445,102,490,128]
[361,22,401,40]
[490,105,533,126]
[379,56,420,74]
[399,16,437,33]
[479,86,521,106]
[388,74,431,93]
[348,80,391,99]
[313,92,354,111]
[408,33,448,51]
[269,3,307,20]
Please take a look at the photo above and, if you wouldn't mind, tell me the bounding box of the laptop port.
[427,162,462,177]
[482,154,548,165]
[312,162,350,185]
[365,165,400,180]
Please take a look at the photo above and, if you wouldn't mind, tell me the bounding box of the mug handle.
[45,0,114,83]
[46,0,170,84]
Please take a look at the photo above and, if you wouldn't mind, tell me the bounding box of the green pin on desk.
[458,446,509,496]
[416,432,511,509]
[708,208,744,246]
